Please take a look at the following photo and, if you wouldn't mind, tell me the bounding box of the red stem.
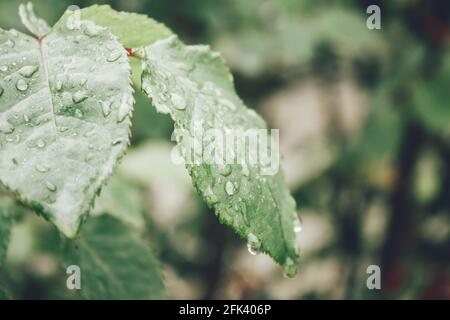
[126,48,142,60]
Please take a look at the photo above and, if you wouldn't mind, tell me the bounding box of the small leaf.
[140,36,299,274]
[0,8,133,237]
[81,5,173,48]
[63,215,165,299]
[18,2,51,37]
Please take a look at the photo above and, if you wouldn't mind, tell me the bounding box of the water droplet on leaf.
[18,65,38,78]
[101,101,111,117]
[16,79,28,91]
[46,181,57,192]
[35,164,49,173]
[117,97,132,123]
[5,40,15,48]
[107,51,121,62]
[294,216,303,233]
[225,181,235,195]
[0,122,15,134]
[36,139,45,148]
[171,93,186,110]
[218,164,232,176]
[73,91,88,103]
[112,138,122,145]
[83,24,99,37]
[84,129,96,137]
[219,98,237,111]
[75,109,83,118]
[247,233,261,255]
[283,257,297,278]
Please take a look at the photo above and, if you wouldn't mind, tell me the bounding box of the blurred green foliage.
[0,0,449,299]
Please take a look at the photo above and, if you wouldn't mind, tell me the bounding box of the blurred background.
[0,0,449,299]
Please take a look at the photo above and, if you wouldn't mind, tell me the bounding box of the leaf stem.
[125,48,142,60]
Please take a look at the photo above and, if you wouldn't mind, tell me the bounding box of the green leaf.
[92,173,145,230]
[63,215,165,299]
[81,5,172,48]
[18,2,51,37]
[140,36,299,275]
[0,8,134,237]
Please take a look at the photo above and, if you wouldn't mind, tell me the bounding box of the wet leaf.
[140,36,300,275]
[0,7,133,237]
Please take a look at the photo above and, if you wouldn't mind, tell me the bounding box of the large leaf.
[63,215,165,299]
[0,7,133,236]
[140,36,300,275]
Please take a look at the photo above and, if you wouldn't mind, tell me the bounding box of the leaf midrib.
[36,34,58,131]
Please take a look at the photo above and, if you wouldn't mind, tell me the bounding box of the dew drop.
[107,51,121,62]
[16,79,28,92]
[83,24,99,37]
[75,109,83,118]
[79,77,87,86]
[219,98,237,111]
[66,15,78,31]
[23,114,29,123]
[101,101,111,117]
[73,91,88,103]
[246,233,261,255]
[18,65,38,78]
[112,138,122,145]
[36,139,45,148]
[0,122,15,134]
[84,129,96,137]
[225,181,235,195]
[282,257,297,278]
[46,181,57,192]
[5,39,15,48]
[55,74,66,91]
[205,185,219,204]
[171,93,186,110]
[218,164,232,176]
[35,164,49,173]
[0,65,8,72]
[117,98,131,123]
[55,80,63,91]
[294,216,303,233]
